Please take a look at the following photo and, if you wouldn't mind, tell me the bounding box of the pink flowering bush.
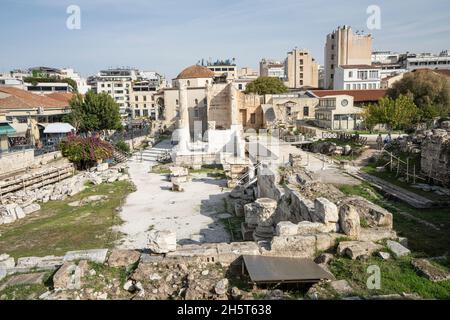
[60,135,113,169]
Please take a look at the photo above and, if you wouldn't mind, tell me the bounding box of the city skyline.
[1,0,450,78]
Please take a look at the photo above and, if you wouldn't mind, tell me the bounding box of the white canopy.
[44,123,76,134]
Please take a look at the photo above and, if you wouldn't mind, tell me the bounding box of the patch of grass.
[190,165,227,179]
[337,183,450,257]
[0,283,48,300]
[0,181,134,259]
[329,256,450,299]
[150,164,171,174]
[361,161,448,202]
[84,262,129,292]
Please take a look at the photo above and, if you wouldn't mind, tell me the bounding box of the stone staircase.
[112,148,129,163]
[133,140,173,164]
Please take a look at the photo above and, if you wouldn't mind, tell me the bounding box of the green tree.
[64,91,122,132]
[245,77,288,95]
[363,95,419,131]
[387,71,450,119]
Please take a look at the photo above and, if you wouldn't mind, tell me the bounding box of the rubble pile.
[420,126,450,185]
[0,163,129,225]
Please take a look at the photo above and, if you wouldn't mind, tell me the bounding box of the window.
[346,84,351,90]
[194,99,199,105]
[300,66,304,72]
[238,84,243,90]
[348,71,353,78]
[250,113,256,124]
[144,104,147,108]
[303,106,309,117]
[358,71,368,80]
[369,70,378,79]
[194,108,199,118]
[300,73,304,78]
[300,80,303,85]
[143,109,149,117]
[187,80,191,86]
[331,64,334,70]
[135,110,141,117]
[144,96,147,101]
[176,99,179,105]
[362,84,367,89]
[300,59,304,65]
[135,96,138,102]
[286,107,292,116]
[331,54,335,60]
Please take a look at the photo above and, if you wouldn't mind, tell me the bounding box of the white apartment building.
[206,59,237,80]
[402,51,450,71]
[334,65,381,90]
[260,59,286,79]
[372,51,400,64]
[95,68,140,116]
[314,94,364,131]
[96,68,165,119]
[61,68,91,94]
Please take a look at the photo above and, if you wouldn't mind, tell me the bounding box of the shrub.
[115,140,131,155]
[60,135,113,169]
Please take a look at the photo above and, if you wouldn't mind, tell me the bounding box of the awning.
[44,123,76,134]
[242,255,335,284]
[8,123,28,137]
[0,123,16,135]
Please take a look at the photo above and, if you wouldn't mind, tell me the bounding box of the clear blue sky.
[1,0,449,79]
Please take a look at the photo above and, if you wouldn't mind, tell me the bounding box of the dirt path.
[115,141,231,249]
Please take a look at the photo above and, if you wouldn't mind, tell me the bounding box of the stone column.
[253,198,278,241]
[177,84,190,152]
[229,83,245,158]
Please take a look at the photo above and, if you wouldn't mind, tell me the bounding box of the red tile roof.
[47,92,76,104]
[310,89,387,103]
[0,87,69,110]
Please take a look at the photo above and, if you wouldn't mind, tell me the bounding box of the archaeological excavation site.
[1,116,449,302]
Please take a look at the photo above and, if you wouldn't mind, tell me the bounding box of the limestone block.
[386,240,410,258]
[314,198,338,224]
[63,249,109,264]
[16,256,63,269]
[270,235,316,258]
[275,221,298,236]
[148,230,177,254]
[337,241,382,260]
[339,204,361,239]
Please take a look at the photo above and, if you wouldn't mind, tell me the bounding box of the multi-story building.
[206,59,237,80]
[313,94,364,131]
[372,51,406,79]
[238,67,258,78]
[400,51,450,71]
[130,80,159,119]
[324,26,373,89]
[334,65,381,90]
[259,59,286,79]
[95,68,139,116]
[60,68,91,94]
[96,68,165,119]
[372,51,400,64]
[284,48,319,89]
